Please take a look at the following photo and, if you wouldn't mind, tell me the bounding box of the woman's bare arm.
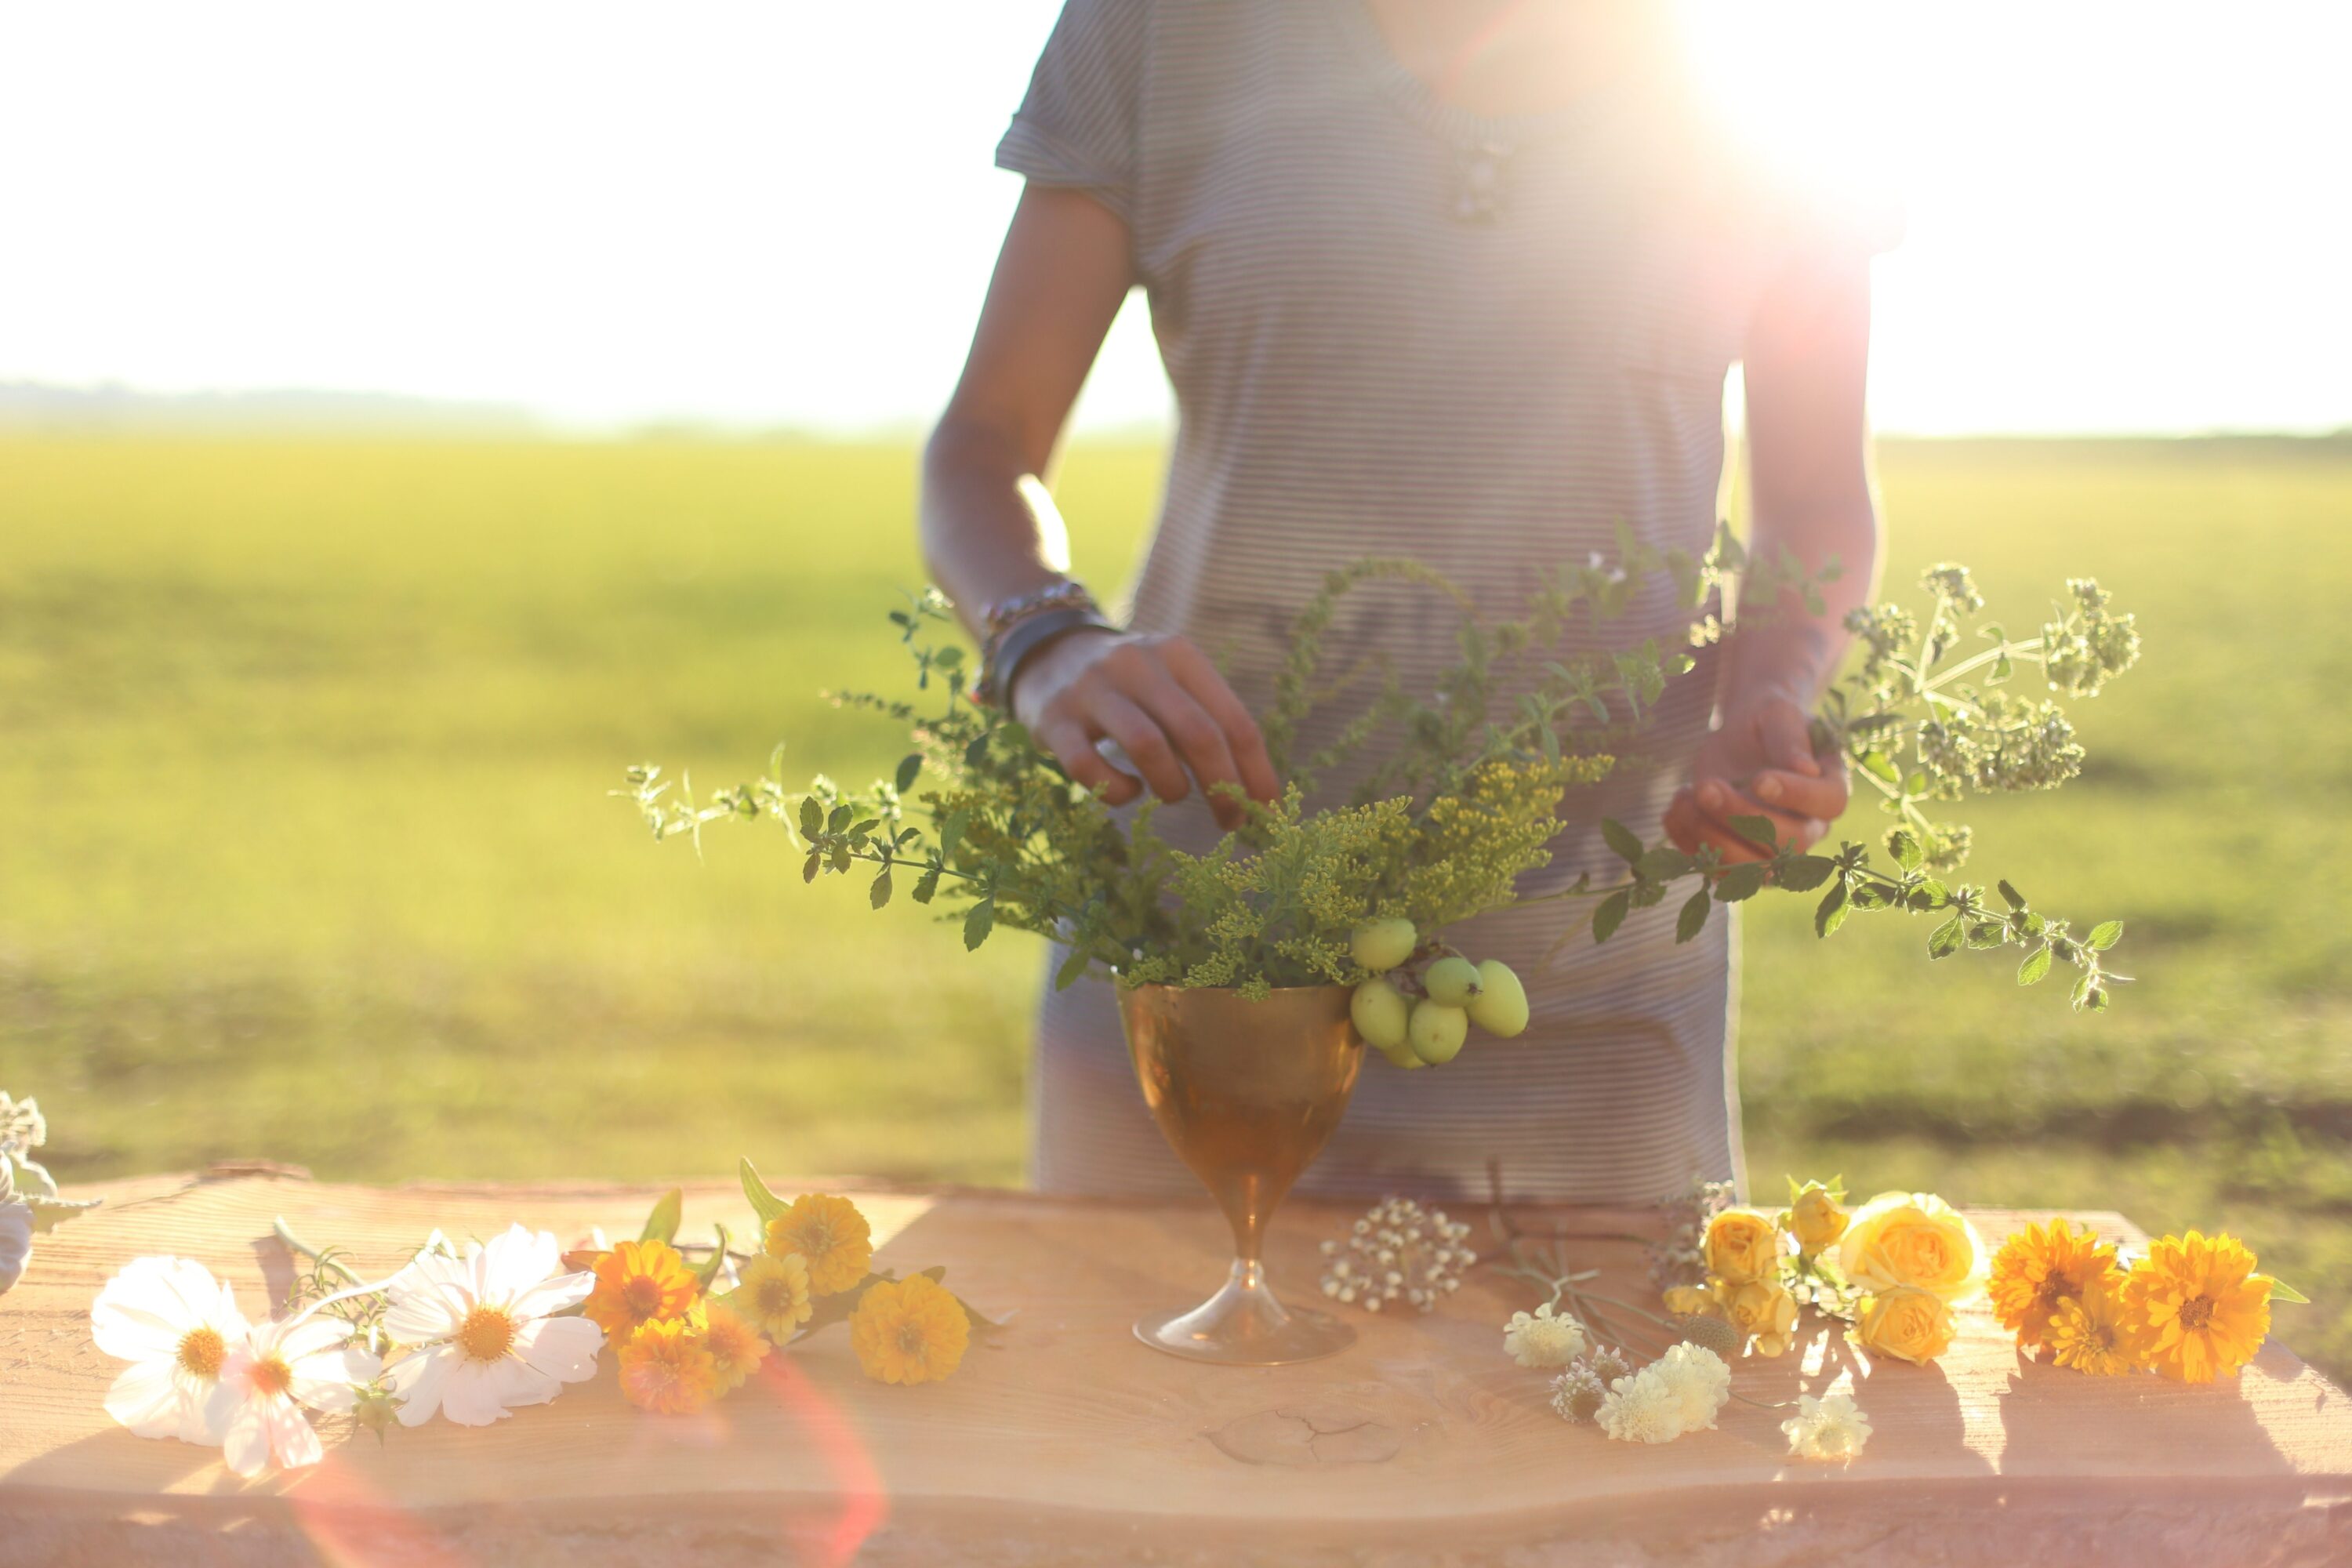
[1665,249,1884,862]
[921,187,1278,828]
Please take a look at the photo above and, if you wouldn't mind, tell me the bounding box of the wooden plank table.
[4,1171,2350,1566]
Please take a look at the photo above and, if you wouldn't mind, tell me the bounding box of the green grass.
[3,433,2348,1374]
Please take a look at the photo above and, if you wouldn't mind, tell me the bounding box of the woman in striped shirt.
[920,0,1891,1204]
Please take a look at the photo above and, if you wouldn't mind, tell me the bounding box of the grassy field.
[4,433,2350,1374]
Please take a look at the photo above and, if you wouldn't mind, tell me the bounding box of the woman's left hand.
[1664,688,1848,863]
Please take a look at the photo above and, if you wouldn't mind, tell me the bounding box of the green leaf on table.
[919,1264,1010,1331]
[964,896,996,951]
[640,1188,683,1246]
[693,1222,732,1290]
[1601,818,1645,866]
[2088,920,2125,950]
[1815,880,1850,938]
[1714,862,1768,903]
[1727,815,1777,852]
[2018,945,2053,985]
[1927,916,1964,960]
[1675,888,1711,944]
[24,1194,100,1233]
[1592,889,1632,944]
[740,1158,788,1228]
[2270,1278,2312,1305]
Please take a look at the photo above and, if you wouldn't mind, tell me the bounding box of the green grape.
[1423,956,1483,1007]
[1407,1000,1468,1065]
[1467,960,1530,1038]
[1350,918,1418,974]
[1349,978,1411,1051]
[1378,1040,1429,1071]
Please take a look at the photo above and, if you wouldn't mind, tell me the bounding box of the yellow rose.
[1719,1279,1799,1357]
[1704,1209,1783,1287]
[1853,1284,1957,1364]
[1662,1283,1721,1319]
[1835,1191,1987,1304]
[1783,1181,1849,1258]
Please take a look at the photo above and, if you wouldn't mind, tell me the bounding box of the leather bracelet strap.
[977,605,1113,710]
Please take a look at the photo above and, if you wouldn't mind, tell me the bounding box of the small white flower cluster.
[1647,1176,1737,1290]
[1549,1339,1731,1446]
[1782,1387,1872,1461]
[1318,1196,1475,1313]
[1503,1302,1586,1368]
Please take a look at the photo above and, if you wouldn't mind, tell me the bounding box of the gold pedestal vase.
[1116,982,1365,1366]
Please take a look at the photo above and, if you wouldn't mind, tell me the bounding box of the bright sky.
[2,2,2345,436]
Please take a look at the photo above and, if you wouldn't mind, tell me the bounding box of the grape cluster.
[1345,919,1530,1069]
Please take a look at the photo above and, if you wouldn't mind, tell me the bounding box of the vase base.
[1134,1269,1356,1366]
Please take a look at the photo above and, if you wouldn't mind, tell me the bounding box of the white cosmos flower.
[91,1256,252,1445]
[382,1223,603,1428]
[212,1310,382,1477]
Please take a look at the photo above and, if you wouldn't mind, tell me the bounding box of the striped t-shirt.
[999,0,1888,1205]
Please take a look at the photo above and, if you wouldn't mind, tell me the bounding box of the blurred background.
[3,2,2348,1370]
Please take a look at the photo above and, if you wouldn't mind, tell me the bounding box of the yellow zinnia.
[2117,1230,2271,1384]
[1987,1218,2117,1350]
[583,1239,700,1337]
[733,1252,815,1342]
[850,1274,971,1385]
[618,1316,719,1414]
[2047,1281,2136,1376]
[695,1298,771,1395]
[767,1194,874,1296]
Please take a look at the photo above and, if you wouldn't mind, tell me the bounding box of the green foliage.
[633,534,2139,1011]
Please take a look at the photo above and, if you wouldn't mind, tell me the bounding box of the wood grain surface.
[4,1173,2349,1566]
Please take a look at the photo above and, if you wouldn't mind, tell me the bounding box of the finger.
[1749,766,1848,820]
[1036,717,1140,805]
[1693,778,1815,848]
[1755,702,1823,777]
[1663,790,1705,856]
[1161,640,1282,804]
[1131,673,1250,827]
[1088,691,1194,805]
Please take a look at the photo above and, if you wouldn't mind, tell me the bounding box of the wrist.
[989,609,1115,712]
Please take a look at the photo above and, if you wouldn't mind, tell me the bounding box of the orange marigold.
[2117,1230,2271,1384]
[695,1298,770,1396]
[1988,1218,2117,1350]
[767,1194,873,1296]
[618,1316,718,1414]
[583,1239,700,1337]
[2047,1279,2137,1377]
[849,1274,970,1386]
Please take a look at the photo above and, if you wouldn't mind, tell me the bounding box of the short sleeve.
[995,0,1149,223]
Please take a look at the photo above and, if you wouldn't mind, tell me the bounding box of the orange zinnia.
[1987,1218,2117,1350]
[2117,1231,2271,1384]
[583,1239,699,1336]
[618,1316,718,1414]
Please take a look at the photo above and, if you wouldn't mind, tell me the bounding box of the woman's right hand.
[1008,629,1282,830]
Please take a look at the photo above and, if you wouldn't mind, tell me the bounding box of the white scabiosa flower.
[214,1312,382,1477]
[90,1256,252,1445]
[1782,1388,1873,1461]
[1650,1342,1732,1432]
[1548,1363,1607,1423]
[0,1198,30,1294]
[1502,1302,1587,1368]
[1595,1367,1686,1445]
[383,1223,603,1428]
